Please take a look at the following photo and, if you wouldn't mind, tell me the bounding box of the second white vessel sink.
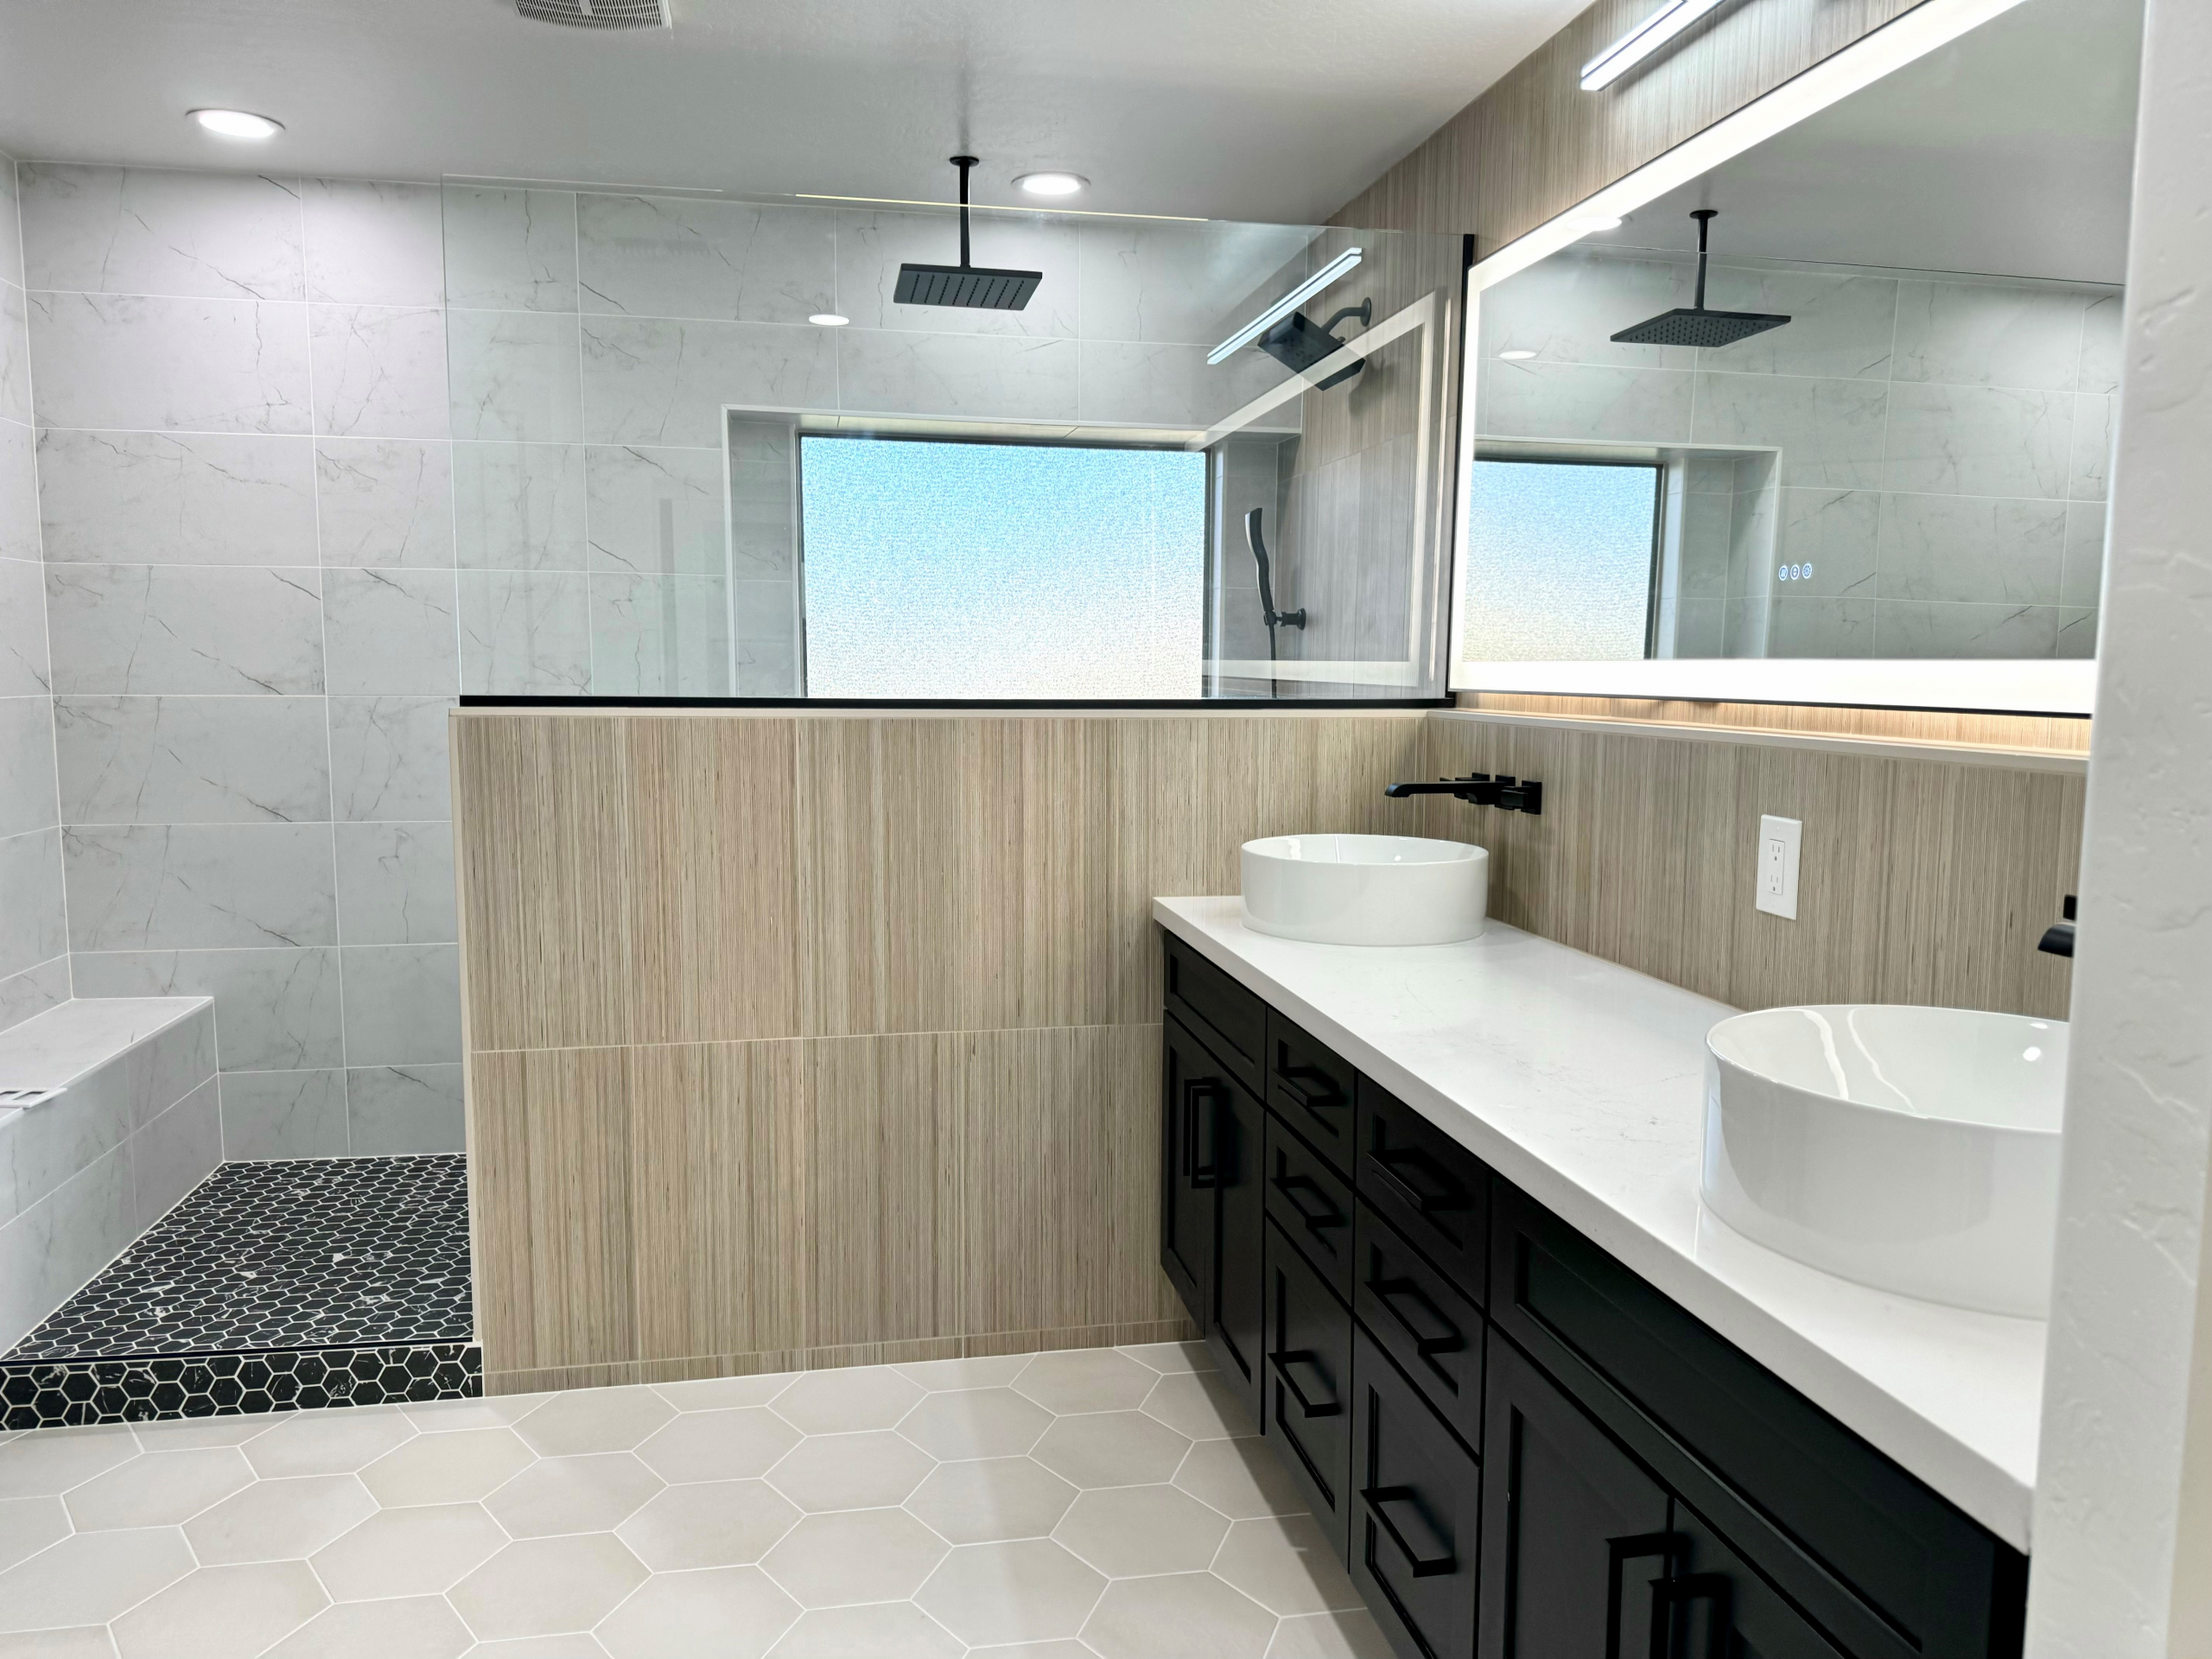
[1701,1004,2066,1318]
[1241,835,1488,946]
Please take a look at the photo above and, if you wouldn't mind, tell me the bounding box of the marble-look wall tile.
[303,180,445,307]
[735,634,799,696]
[0,282,32,425]
[1874,600,2062,658]
[2056,607,2099,659]
[0,421,39,562]
[576,194,833,324]
[315,439,454,568]
[1664,597,1726,657]
[1883,383,2073,499]
[1693,373,1887,488]
[1673,491,1732,601]
[581,316,836,444]
[834,209,1081,338]
[2077,294,2123,395]
[333,821,457,946]
[0,159,22,286]
[456,569,592,694]
[0,696,59,836]
[2062,500,2107,609]
[61,822,337,950]
[327,696,454,822]
[54,695,333,824]
[454,442,587,570]
[46,564,324,696]
[219,1068,348,1160]
[26,292,312,434]
[2069,392,2112,502]
[443,187,578,312]
[71,945,344,1072]
[20,164,305,301]
[0,830,67,980]
[321,568,461,696]
[447,309,582,442]
[730,576,794,643]
[585,444,728,575]
[1770,488,1879,599]
[1075,340,1283,429]
[0,1052,134,1228]
[0,955,71,1039]
[1700,269,1897,381]
[1877,494,2066,605]
[134,1077,219,1223]
[836,329,1078,423]
[340,943,462,1065]
[0,556,50,696]
[1478,251,1695,372]
[1077,220,1316,347]
[0,1140,136,1353]
[1891,281,2088,391]
[1760,595,1876,658]
[1474,359,1695,445]
[308,304,450,439]
[35,429,316,565]
[346,1064,465,1156]
[587,572,731,696]
[728,418,797,581]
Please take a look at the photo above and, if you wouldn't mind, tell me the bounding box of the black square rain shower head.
[894,157,1042,312]
[1610,210,1789,349]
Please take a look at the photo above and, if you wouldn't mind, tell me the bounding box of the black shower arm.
[1317,299,1373,339]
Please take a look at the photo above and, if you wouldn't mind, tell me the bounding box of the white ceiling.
[0,0,1591,226]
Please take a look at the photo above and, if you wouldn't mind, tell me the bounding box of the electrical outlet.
[1756,814,1801,920]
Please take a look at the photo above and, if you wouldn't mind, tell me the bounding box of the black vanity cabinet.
[1156,931,2029,1659]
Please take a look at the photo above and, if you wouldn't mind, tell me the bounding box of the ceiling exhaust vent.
[515,0,671,29]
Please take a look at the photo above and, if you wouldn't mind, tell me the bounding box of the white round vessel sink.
[1241,835,1488,947]
[1700,1004,2066,1319]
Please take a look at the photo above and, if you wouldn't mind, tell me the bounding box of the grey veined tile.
[1892,279,2089,391]
[35,430,318,567]
[454,442,588,571]
[26,292,312,435]
[20,163,305,300]
[576,194,834,324]
[0,422,40,564]
[581,316,836,446]
[1872,599,2061,659]
[303,179,447,308]
[586,444,730,576]
[1875,493,2065,605]
[0,558,48,699]
[315,438,454,569]
[321,568,461,696]
[457,570,593,695]
[1698,267,1897,381]
[333,821,457,945]
[1883,383,2073,500]
[835,329,1077,423]
[447,310,583,443]
[340,944,462,1065]
[0,695,58,837]
[588,573,731,697]
[1472,359,1694,446]
[0,284,29,427]
[1690,372,1886,489]
[62,823,338,950]
[69,946,346,1071]
[219,1068,349,1160]
[443,186,579,313]
[327,697,455,822]
[346,1063,465,1155]
[1077,218,1316,347]
[54,695,334,824]
[309,305,451,440]
[46,565,324,696]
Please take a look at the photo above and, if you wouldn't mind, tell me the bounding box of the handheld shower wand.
[1243,508,1306,698]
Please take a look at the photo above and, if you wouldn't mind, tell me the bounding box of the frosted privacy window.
[799,437,1206,698]
[1461,461,1659,662]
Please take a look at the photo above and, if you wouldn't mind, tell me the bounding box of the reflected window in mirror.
[1461,459,1661,661]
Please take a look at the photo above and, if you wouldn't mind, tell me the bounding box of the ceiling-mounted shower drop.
[893,157,1043,312]
[1610,210,1790,347]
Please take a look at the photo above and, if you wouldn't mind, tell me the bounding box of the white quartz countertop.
[1154,896,2044,1551]
[0,997,213,1090]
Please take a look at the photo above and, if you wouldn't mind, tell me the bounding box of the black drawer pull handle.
[1274,1063,1344,1116]
[1369,1274,1465,1357]
[1649,1573,1731,1659]
[1366,1147,1468,1217]
[1362,1485,1455,1578]
[1268,1350,1342,1419]
[1604,1533,1687,1659]
[1185,1081,1227,1190]
[1269,1173,1344,1234]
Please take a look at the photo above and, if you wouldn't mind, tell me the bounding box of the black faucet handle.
[1495,779,1543,816]
[2063,893,2076,921]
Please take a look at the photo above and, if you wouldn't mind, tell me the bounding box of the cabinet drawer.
[1163,931,1264,1093]
[1353,1200,1483,1456]
[1265,1110,1357,1300]
[1265,1014,1356,1178]
[1355,1080,1491,1297]
[1490,1182,2027,1659]
[1350,1324,1481,1659]
[1263,1217,1355,1559]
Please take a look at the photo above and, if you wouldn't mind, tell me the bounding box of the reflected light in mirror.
[189,108,282,139]
[808,313,849,327]
[1015,172,1089,196]
[1497,349,1537,359]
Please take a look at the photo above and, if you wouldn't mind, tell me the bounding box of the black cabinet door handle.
[1274,1063,1344,1117]
[1365,1147,1466,1216]
[1268,1349,1342,1418]
[1185,1081,1226,1189]
[1362,1485,1455,1578]
[1269,1172,1344,1235]
[1604,1533,1687,1659]
[1368,1274,1465,1357]
[1648,1573,1731,1659]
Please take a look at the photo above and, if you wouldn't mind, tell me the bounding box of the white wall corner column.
[2027,0,2212,1649]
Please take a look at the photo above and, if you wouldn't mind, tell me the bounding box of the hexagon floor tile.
[0,1338,1392,1657]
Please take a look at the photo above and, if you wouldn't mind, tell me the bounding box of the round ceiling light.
[809,313,849,327]
[1498,349,1537,361]
[1014,171,1088,197]
[190,109,283,140]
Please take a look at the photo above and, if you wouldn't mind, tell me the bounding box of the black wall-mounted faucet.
[2037,894,2077,958]
[1384,772,1543,816]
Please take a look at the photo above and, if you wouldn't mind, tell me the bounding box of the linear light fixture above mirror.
[1206,248,1363,365]
[1582,0,1738,90]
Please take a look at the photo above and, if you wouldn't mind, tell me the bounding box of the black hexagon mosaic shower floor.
[0,1156,480,1430]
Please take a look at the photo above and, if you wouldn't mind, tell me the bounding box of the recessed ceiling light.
[190,108,283,140]
[809,313,849,327]
[1498,349,1538,361]
[1570,214,1624,233]
[1014,171,1089,197]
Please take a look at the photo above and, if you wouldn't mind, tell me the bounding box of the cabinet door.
[1478,1333,1672,1659]
[1263,1217,1355,1557]
[1160,1018,1219,1326]
[1207,1068,1266,1426]
[1267,1013,1357,1178]
[1351,1325,1482,1659]
[1662,1505,1850,1659]
[1266,1110,1357,1300]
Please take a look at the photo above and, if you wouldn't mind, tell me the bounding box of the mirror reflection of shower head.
[893,156,1043,311]
[1257,299,1372,389]
[1610,210,1789,348]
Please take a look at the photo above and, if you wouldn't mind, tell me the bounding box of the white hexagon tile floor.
[0,1340,1396,1658]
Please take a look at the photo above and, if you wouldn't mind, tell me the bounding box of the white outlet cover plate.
[1758,814,1802,920]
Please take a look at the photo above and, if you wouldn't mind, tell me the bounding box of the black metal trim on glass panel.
[458,696,1452,709]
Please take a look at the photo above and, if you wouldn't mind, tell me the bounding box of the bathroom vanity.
[1154,899,2035,1659]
